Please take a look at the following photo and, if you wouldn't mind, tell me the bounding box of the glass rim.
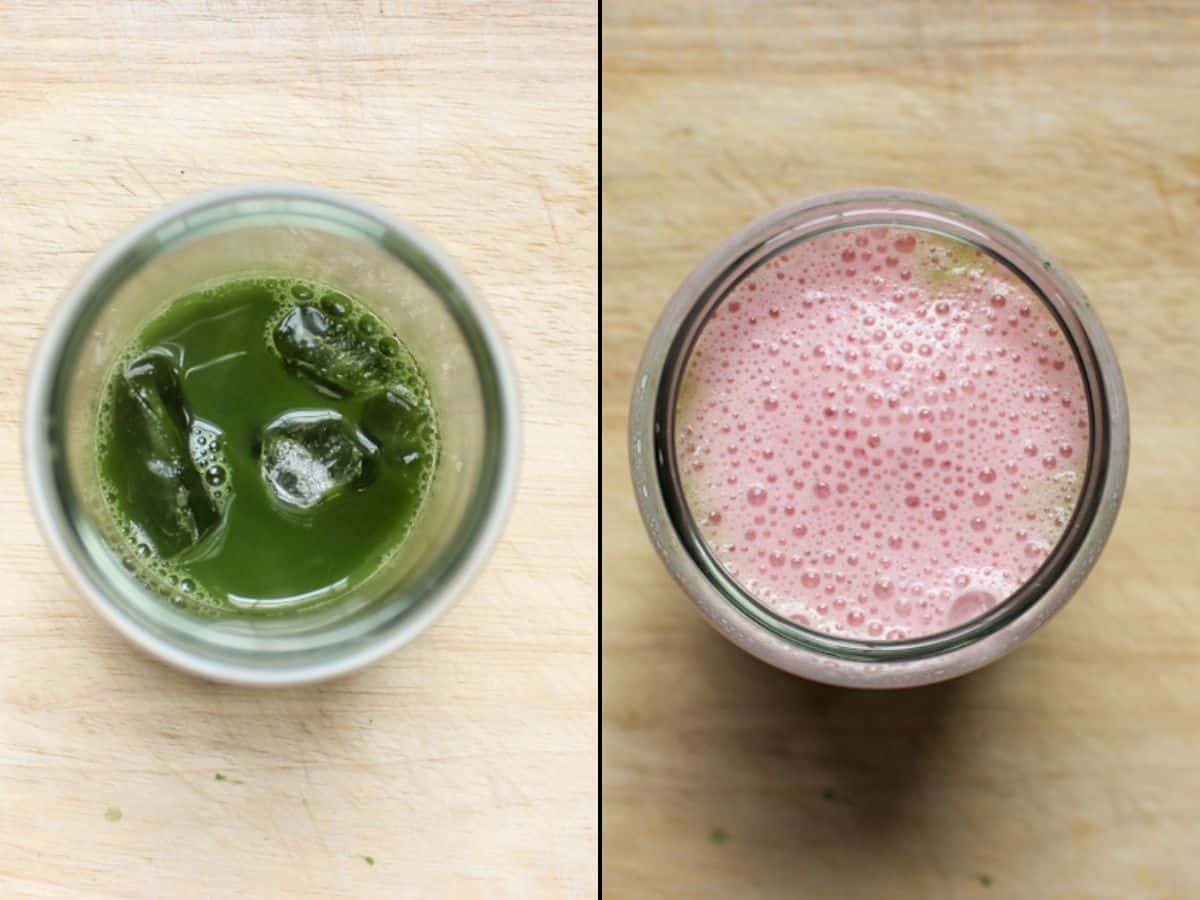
[630,188,1129,685]
[24,182,521,685]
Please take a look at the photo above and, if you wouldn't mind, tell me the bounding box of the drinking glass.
[25,184,520,685]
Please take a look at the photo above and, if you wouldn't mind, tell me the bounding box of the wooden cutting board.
[604,2,1200,897]
[0,2,597,897]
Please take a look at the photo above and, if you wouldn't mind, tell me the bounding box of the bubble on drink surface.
[946,590,997,628]
[189,419,234,506]
[320,292,351,319]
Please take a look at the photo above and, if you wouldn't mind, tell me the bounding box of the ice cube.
[110,351,221,557]
[272,303,395,398]
[360,384,431,466]
[260,411,370,510]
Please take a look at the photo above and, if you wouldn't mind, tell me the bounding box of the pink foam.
[676,226,1089,640]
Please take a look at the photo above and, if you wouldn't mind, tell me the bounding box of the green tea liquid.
[98,277,438,615]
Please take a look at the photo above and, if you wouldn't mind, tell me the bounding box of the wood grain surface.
[603,2,1200,897]
[0,2,597,897]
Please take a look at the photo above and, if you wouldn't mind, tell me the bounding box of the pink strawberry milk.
[675,226,1090,640]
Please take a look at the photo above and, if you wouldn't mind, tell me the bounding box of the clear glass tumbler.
[25,184,520,685]
[630,189,1129,688]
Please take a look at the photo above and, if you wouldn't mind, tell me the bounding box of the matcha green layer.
[98,276,438,615]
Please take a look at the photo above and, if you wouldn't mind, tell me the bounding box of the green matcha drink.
[98,276,438,615]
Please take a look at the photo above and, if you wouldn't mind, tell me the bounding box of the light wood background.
[0,2,596,897]
[604,2,1199,898]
